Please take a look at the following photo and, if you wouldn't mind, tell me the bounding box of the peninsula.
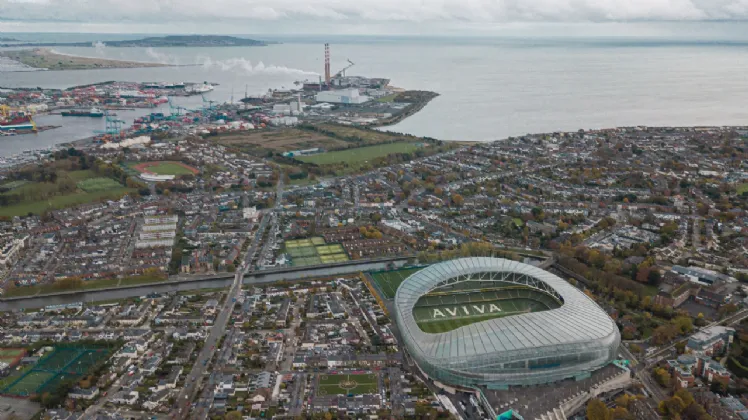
[0,35,269,48]
[0,48,168,70]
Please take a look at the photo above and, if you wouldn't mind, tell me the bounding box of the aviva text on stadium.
[394,257,620,389]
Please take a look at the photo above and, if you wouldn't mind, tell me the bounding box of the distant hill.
[0,37,19,42]
[0,35,270,48]
[107,35,268,47]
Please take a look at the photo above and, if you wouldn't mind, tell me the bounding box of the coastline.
[0,48,169,71]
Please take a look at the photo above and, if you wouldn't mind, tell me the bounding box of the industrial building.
[315,89,370,105]
[394,257,621,389]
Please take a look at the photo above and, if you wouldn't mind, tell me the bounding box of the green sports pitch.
[370,267,424,299]
[413,286,561,334]
[318,373,378,396]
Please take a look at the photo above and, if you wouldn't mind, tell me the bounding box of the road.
[171,212,273,418]
[645,309,748,365]
[616,309,748,408]
[171,268,242,418]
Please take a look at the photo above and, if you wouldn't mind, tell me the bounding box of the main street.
[178,182,283,418]
[171,211,272,419]
[171,268,242,419]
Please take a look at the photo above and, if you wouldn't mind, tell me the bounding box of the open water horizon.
[2,34,748,156]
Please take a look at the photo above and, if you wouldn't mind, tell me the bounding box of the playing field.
[413,287,561,334]
[739,183,748,195]
[1,346,112,396]
[370,267,424,299]
[296,142,422,165]
[0,348,25,366]
[0,169,135,217]
[318,373,378,396]
[285,237,348,267]
[77,177,124,193]
[130,161,198,176]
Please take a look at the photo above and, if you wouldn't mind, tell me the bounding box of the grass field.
[130,161,198,176]
[0,169,134,217]
[77,177,124,193]
[296,142,422,165]
[370,267,424,299]
[213,128,349,153]
[0,180,29,191]
[4,371,54,395]
[413,288,560,333]
[0,188,135,217]
[376,93,399,103]
[739,183,748,195]
[0,348,25,362]
[318,373,378,396]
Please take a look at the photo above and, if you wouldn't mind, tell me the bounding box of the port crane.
[93,111,125,141]
[334,59,355,78]
[167,97,196,118]
[201,94,217,111]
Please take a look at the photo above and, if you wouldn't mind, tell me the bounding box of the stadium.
[394,257,620,388]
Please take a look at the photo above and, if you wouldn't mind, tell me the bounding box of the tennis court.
[285,237,349,267]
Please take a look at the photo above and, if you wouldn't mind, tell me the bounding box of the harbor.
[0,44,437,161]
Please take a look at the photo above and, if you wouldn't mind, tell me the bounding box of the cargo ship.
[61,107,105,117]
[0,115,36,132]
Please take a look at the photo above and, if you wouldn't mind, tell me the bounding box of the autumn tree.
[653,367,671,387]
[224,411,243,420]
[586,398,611,420]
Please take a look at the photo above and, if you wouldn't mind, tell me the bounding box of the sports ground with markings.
[413,286,561,334]
[285,237,349,266]
[317,373,378,396]
[369,267,424,299]
[0,346,112,396]
[130,161,199,176]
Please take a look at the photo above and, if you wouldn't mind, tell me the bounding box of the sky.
[2,0,748,35]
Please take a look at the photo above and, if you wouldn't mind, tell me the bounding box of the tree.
[661,395,686,416]
[225,411,243,420]
[586,398,611,420]
[450,193,464,207]
[674,316,694,335]
[674,389,695,407]
[653,367,671,387]
[718,303,738,318]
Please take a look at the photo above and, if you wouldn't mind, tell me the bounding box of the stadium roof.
[395,257,618,361]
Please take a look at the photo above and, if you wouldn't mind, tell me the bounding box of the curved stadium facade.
[394,257,620,388]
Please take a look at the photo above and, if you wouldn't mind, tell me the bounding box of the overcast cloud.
[2,0,748,34]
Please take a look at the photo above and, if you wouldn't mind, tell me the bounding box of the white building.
[315,88,370,105]
[0,237,26,267]
[269,116,299,127]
